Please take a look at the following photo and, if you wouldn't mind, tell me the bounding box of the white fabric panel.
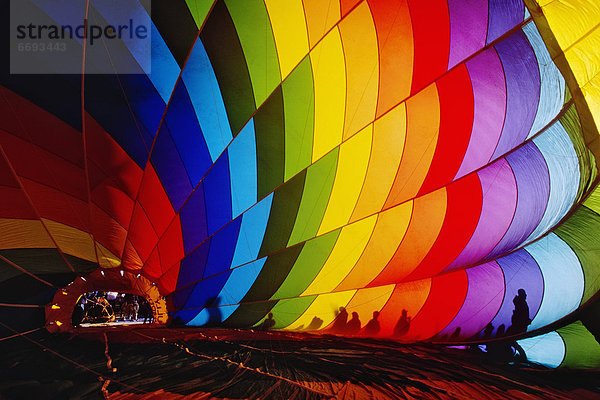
[517,331,565,368]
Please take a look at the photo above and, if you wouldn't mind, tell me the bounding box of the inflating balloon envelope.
[2,0,600,375]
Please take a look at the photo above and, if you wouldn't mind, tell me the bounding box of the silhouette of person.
[450,327,461,339]
[205,297,222,326]
[331,306,348,333]
[507,289,531,362]
[346,312,361,334]
[393,309,411,337]
[259,313,276,330]
[483,323,494,339]
[509,289,531,334]
[485,325,513,363]
[363,311,381,336]
[306,316,323,331]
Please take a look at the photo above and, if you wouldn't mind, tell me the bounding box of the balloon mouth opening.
[45,269,169,333]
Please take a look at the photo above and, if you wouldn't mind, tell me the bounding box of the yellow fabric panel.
[95,243,121,268]
[337,284,395,331]
[42,219,97,263]
[339,2,379,140]
[564,28,600,91]
[318,125,372,234]
[535,0,600,50]
[0,218,55,249]
[582,76,600,133]
[264,0,310,80]
[384,84,440,208]
[304,215,377,296]
[381,188,447,282]
[310,27,347,162]
[336,201,413,291]
[285,290,356,330]
[351,104,407,221]
[302,0,341,48]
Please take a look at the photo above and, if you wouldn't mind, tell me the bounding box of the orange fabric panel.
[370,188,447,286]
[377,279,431,337]
[126,203,158,262]
[384,83,440,208]
[138,164,176,236]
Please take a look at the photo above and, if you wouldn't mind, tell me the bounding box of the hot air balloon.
[1,0,600,381]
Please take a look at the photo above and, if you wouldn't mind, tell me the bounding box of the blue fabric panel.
[517,332,565,368]
[151,126,194,210]
[203,217,243,278]
[165,80,213,185]
[171,284,196,310]
[487,142,549,259]
[182,271,232,312]
[176,240,211,289]
[527,123,580,241]
[231,194,274,268]
[486,0,524,44]
[492,30,540,159]
[486,249,544,336]
[203,153,232,236]
[182,40,233,161]
[526,233,584,331]
[219,258,266,307]
[180,183,208,254]
[188,305,238,326]
[523,22,565,139]
[148,23,181,103]
[172,309,202,325]
[228,119,257,218]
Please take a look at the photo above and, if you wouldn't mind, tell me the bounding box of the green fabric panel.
[557,321,600,369]
[253,296,316,329]
[564,83,572,104]
[184,0,214,29]
[152,0,199,67]
[271,229,340,299]
[223,300,277,328]
[555,207,600,302]
[258,170,306,257]
[200,0,256,135]
[583,185,600,214]
[255,86,285,199]
[225,0,281,107]
[287,149,339,246]
[282,56,315,181]
[560,106,597,201]
[242,244,304,303]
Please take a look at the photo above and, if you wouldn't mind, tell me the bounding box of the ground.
[1,327,599,399]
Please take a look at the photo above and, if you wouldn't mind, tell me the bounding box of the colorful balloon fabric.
[2,0,600,369]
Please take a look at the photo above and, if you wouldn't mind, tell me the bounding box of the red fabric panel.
[406,174,483,281]
[143,247,163,280]
[90,180,135,230]
[0,149,20,188]
[157,216,184,275]
[20,178,89,231]
[369,0,413,117]
[418,65,474,195]
[0,87,83,166]
[158,261,181,294]
[0,130,87,201]
[138,165,175,236]
[406,270,468,341]
[0,187,37,219]
[90,204,128,259]
[127,203,158,262]
[341,0,362,17]
[407,0,450,95]
[86,114,143,199]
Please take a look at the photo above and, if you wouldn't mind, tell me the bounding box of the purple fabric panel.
[491,30,540,159]
[486,0,524,44]
[439,261,505,338]
[447,0,488,69]
[486,143,550,259]
[455,49,506,179]
[484,249,544,338]
[446,159,516,270]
